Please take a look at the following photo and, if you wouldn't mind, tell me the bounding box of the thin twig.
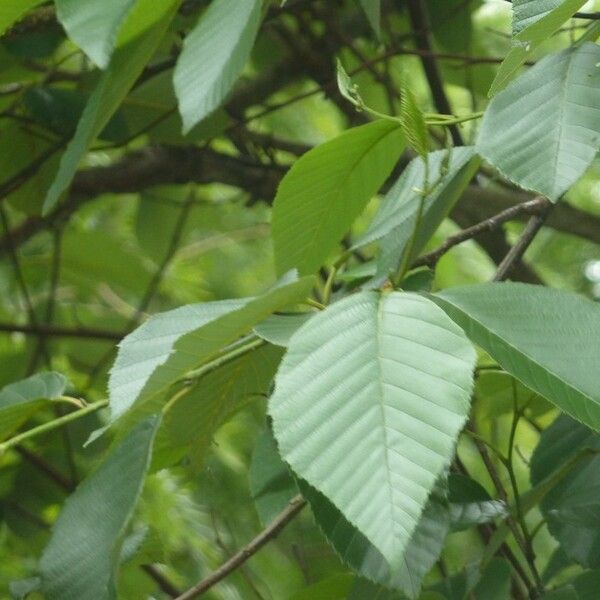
[493,199,552,281]
[141,564,181,598]
[175,495,306,600]
[413,197,547,268]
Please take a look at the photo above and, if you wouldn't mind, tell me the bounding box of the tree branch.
[492,198,552,282]
[0,322,123,341]
[176,495,306,599]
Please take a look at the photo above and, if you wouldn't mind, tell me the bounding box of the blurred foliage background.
[1,1,600,598]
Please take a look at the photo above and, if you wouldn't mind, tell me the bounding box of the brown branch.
[414,197,548,268]
[142,564,181,598]
[493,198,552,282]
[0,322,123,341]
[176,495,306,600]
[406,0,463,146]
[15,445,74,492]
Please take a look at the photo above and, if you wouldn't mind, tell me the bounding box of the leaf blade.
[40,415,160,600]
[433,283,600,430]
[269,291,475,567]
[174,0,263,133]
[479,44,600,200]
[273,120,406,276]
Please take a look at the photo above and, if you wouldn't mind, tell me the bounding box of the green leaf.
[40,415,160,600]
[249,428,298,526]
[512,0,563,36]
[447,474,507,531]
[476,371,552,419]
[154,343,283,470]
[472,558,511,600]
[254,313,313,347]
[569,571,600,600]
[489,0,587,96]
[55,0,137,68]
[432,283,600,431]
[174,0,263,133]
[358,0,381,37]
[109,275,313,425]
[301,478,450,599]
[531,415,600,568]
[353,148,479,280]
[269,291,476,568]
[479,44,600,201]
[0,372,68,441]
[0,0,43,36]
[272,120,406,276]
[43,0,179,215]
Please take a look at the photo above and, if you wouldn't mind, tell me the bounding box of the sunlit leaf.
[273,120,406,276]
[270,291,475,567]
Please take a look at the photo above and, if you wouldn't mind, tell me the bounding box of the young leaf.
[0,0,43,36]
[269,291,476,568]
[43,0,179,215]
[0,372,68,441]
[272,120,406,276]
[109,276,313,425]
[55,0,137,68]
[174,0,263,133]
[480,43,600,201]
[354,148,479,281]
[531,415,600,569]
[432,283,600,430]
[400,87,428,159]
[489,0,587,96]
[40,415,160,600]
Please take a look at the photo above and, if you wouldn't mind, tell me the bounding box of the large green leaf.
[40,415,160,600]
[489,0,587,96]
[250,427,449,598]
[174,0,262,133]
[43,0,179,215]
[55,0,137,68]
[479,44,600,201]
[301,479,450,599]
[269,291,476,568]
[0,372,68,441]
[353,148,479,281]
[272,120,406,276]
[154,343,283,469]
[432,283,600,430]
[109,276,313,425]
[531,415,600,568]
[0,0,43,36]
